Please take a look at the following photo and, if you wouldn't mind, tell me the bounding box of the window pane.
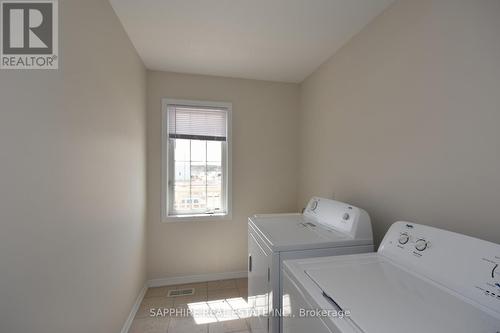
[191,162,206,186]
[172,186,190,211]
[191,139,206,162]
[174,139,190,161]
[207,141,222,162]
[174,161,190,182]
[190,185,207,211]
[207,159,222,212]
[207,186,222,212]
[170,138,225,215]
[207,163,222,186]
[207,142,222,212]
[173,160,189,212]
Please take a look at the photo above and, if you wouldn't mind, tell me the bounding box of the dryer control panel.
[379,222,500,315]
[303,197,372,241]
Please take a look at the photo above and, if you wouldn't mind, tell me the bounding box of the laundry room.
[0,1,499,333]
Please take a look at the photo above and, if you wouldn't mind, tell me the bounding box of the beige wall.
[298,0,500,245]
[0,1,147,333]
[147,71,299,279]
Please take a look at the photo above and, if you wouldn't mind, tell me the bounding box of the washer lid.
[305,256,500,333]
[249,214,372,252]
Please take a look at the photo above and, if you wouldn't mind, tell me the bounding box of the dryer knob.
[398,233,410,245]
[342,213,350,220]
[415,239,428,252]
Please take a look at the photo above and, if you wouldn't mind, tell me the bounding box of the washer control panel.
[481,258,500,302]
[391,224,433,258]
[379,222,500,315]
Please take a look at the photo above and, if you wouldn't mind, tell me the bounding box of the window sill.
[162,212,232,223]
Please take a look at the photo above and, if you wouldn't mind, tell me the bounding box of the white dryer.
[282,221,500,333]
[247,197,373,333]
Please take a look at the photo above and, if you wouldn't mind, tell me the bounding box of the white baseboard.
[120,282,148,333]
[148,271,247,288]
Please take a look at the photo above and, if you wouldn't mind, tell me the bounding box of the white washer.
[248,197,373,333]
[282,221,500,333]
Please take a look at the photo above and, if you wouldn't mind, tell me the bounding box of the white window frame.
[161,98,232,222]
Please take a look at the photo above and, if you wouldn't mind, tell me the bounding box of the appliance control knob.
[398,233,410,245]
[343,213,350,220]
[415,239,428,252]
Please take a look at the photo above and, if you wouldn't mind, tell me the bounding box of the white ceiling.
[110,0,395,83]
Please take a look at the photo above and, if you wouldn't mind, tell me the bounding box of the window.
[162,99,232,221]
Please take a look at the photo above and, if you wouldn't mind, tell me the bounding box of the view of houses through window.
[164,101,230,218]
[172,138,223,214]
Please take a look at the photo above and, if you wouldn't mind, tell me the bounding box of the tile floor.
[129,278,250,333]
